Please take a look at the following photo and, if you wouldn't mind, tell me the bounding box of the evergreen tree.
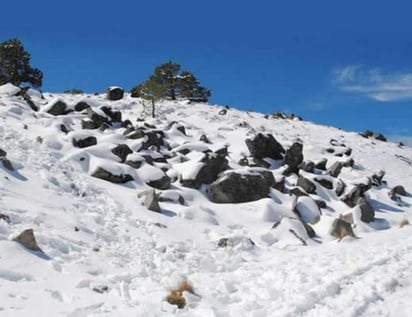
[131,61,211,117]
[0,38,43,88]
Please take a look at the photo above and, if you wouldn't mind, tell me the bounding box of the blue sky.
[1,0,412,143]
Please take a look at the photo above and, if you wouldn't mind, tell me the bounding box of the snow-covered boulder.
[106,86,124,101]
[294,196,321,225]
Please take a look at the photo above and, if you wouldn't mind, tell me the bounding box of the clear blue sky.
[1,0,412,143]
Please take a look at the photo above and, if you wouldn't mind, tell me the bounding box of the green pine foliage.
[0,38,43,88]
[131,61,211,103]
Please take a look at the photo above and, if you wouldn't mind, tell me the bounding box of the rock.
[73,136,97,148]
[217,236,255,248]
[0,213,10,223]
[245,133,285,160]
[0,148,7,157]
[107,86,124,100]
[289,187,308,197]
[273,176,286,193]
[13,229,43,252]
[390,185,407,197]
[199,134,211,144]
[315,200,327,209]
[344,148,352,156]
[218,109,227,115]
[360,130,387,142]
[147,174,171,190]
[238,157,249,166]
[92,285,109,294]
[74,101,91,112]
[296,176,317,194]
[327,161,343,178]
[342,182,371,207]
[315,158,328,171]
[0,157,14,171]
[125,127,145,139]
[371,170,385,186]
[139,189,161,212]
[342,158,354,168]
[330,218,356,241]
[209,169,274,203]
[101,106,122,123]
[294,196,321,225]
[92,167,133,184]
[326,148,335,154]
[358,197,375,223]
[335,179,346,197]
[82,109,110,130]
[60,124,70,134]
[46,100,71,116]
[181,152,229,189]
[111,144,133,163]
[141,131,165,150]
[252,158,271,169]
[121,119,133,129]
[314,177,333,190]
[299,161,315,173]
[283,142,304,174]
[304,223,316,238]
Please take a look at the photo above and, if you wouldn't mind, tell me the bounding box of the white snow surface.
[0,85,412,316]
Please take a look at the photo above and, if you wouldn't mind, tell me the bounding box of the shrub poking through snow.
[399,219,409,228]
[166,279,195,309]
[330,218,356,242]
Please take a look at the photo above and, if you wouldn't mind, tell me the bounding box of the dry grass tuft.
[166,279,195,309]
[399,219,410,228]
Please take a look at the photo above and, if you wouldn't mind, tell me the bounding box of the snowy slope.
[0,84,412,317]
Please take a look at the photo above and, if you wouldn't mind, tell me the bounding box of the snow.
[0,84,412,316]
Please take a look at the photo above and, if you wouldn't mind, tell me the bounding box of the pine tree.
[0,38,43,88]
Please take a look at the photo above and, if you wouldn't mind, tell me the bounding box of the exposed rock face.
[299,161,315,173]
[111,144,133,162]
[327,161,343,178]
[315,158,328,171]
[390,185,407,197]
[342,181,371,207]
[296,176,317,194]
[73,136,97,148]
[245,133,285,160]
[13,229,43,252]
[92,167,133,184]
[139,189,161,212]
[358,197,375,223]
[46,100,71,116]
[314,177,333,190]
[209,169,275,203]
[107,87,124,101]
[181,152,229,189]
[147,174,171,190]
[284,142,303,174]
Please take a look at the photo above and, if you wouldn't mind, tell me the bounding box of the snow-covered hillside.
[0,84,411,317]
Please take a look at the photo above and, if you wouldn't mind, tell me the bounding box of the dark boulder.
[107,87,124,101]
[111,144,133,162]
[299,161,315,173]
[273,176,286,193]
[371,170,385,186]
[73,136,97,148]
[181,153,229,189]
[101,106,122,123]
[0,157,14,171]
[390,185,407,196]
[327,161,343,178]
[147,174,171,190]
[47,100,72,116]
[199,134,211,144]
[358,197,375,223]
[92,167,133,184]
[283,142,304,175]
[74,101,91,112]
[342,181,371,207]
[314,177,333,190]
[335,179,346,197]
[315,158,328,171]
[209,169,275,203]
[0,148,6,157]
[296,176,317,194]
[246,133,285,160]
[218,109,227,115]
[289,187,308,197]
